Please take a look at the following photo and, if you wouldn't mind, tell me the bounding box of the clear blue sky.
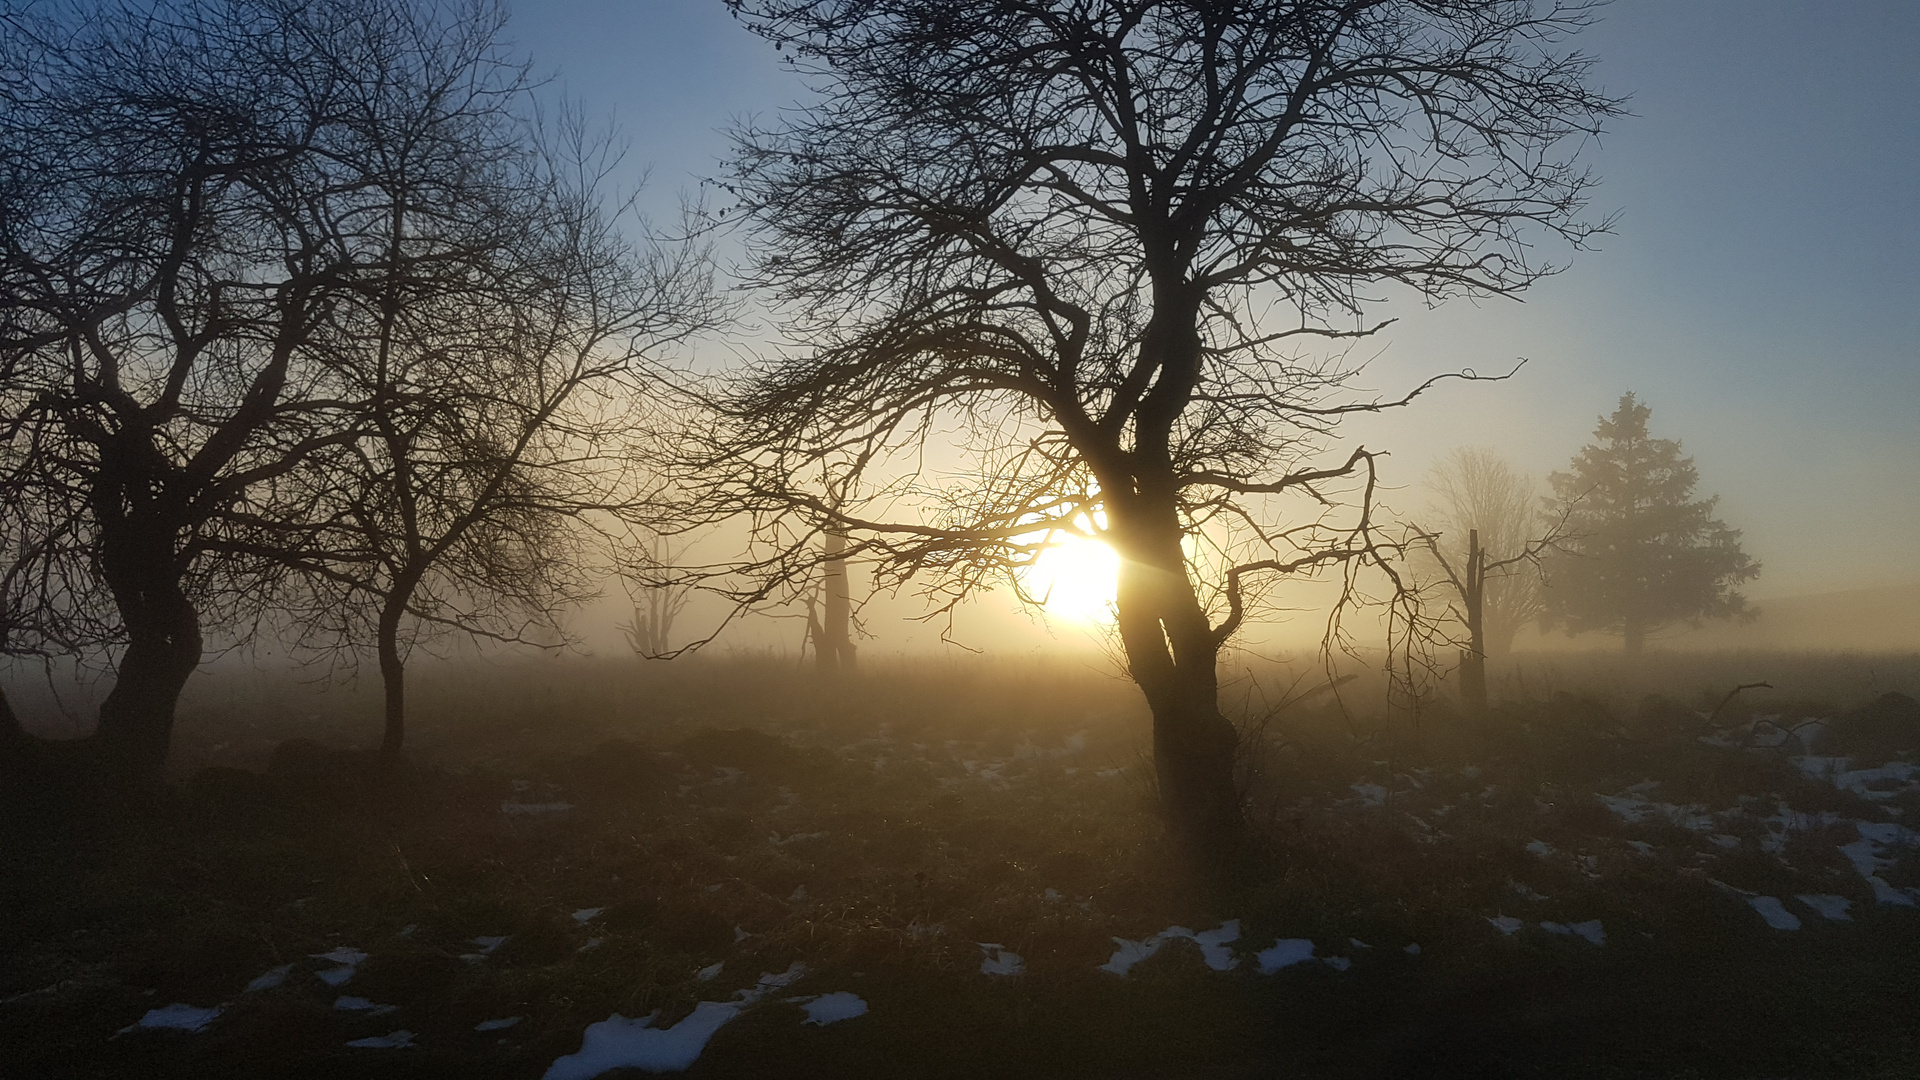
[508,0,1920,597]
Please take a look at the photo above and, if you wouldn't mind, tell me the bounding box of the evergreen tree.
[1541,394,1758,654]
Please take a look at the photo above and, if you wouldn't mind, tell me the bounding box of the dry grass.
[3,651,1918,1078]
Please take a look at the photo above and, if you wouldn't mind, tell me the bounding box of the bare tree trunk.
[1460,529,1488,711]
[376,566,428,760]
[93,517,201,779]
[817,528,855,671]
[377,594,407,760]
[1110,507,1241,849]
[1,684,24,746]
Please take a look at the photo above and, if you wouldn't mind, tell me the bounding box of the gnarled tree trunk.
[93,511,201,779]
[1109,503,1241,848]
[816,528,856,671]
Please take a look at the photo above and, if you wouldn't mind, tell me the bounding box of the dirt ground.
[4,653,1919,1078]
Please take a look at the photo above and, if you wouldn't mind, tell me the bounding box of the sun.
[1020,532,1120,624]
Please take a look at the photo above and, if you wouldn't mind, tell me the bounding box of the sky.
[506,0,1920,604]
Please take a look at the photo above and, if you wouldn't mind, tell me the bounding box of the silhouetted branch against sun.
[682,0,1622,847]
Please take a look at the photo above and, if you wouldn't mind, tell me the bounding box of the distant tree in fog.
[1540,393,1757,655]
[684,0,1621,849]
[1426,448,1546,657]
[621,531,697,659]
[1418,447,1561,709]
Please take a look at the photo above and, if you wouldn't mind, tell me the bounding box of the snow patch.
[1097,921,1240,976]
[117,1003,224,1035]
[475,1016,523,1032]
[346,1030,415,1049]
[797,992,868,1025]
[1794,893,1852,921]
[334,995,398,1016]
[542,963,807,1079]
[244,965,292,993]
[1487,916,1524,936]
[1746,896,1801,931]
[978,943,1025,976]
[1254,938,1317,973]
[572,908,605,924]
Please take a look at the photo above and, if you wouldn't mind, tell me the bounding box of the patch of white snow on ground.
[1524,840,1555,858]
[346,1030,415,1049]
[310,947,368,987]
[1795,894,1852,921]
[1255,939,1317,973]
[1840,821,1920,905]
[1404,943,1421,955]
[118,1003,224,1035]
[1351,783,1388,807]
[544,1005,738,1078]
[244,965,292,993]
[572,908,605,924]
[1100,936,1164,976]
[696,962,724,981]
[334,996,398,1016]
[1487,916,1524,936]
[797,992,868,1025]
[1746,896,1801,930]
[978,943,1025,976]
[1098,921,1240,976]
[1322,956,1351,971]
[475,1017,523,1032]
[542,963,808,1079]
[1568,920,1605,945]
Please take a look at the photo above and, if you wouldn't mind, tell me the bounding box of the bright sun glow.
[1020,532,1121,623]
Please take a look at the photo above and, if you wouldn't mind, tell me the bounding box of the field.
[4,651,1920,1079]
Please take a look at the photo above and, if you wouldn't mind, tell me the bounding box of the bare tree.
[278,97,718,758]
[622,530,697,659]
[0,0,642,776]
[681,0,1620,847]
[1425,448,1547,650]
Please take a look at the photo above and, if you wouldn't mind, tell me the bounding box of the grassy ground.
[3,652,1919,1079]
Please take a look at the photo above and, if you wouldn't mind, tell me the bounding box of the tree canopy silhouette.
[684,0,1621,847]
[1540,392,1758,654]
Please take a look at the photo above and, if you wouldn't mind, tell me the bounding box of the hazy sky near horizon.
[507,0,1919,599]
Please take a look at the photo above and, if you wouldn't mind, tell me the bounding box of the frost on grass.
[1746,896,1802,931]
[117,1003,224,1035]
[1795,894,1852,921]
[346,1030,415,1049]
[796,992,868,1025]
[978,943,1025,976]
